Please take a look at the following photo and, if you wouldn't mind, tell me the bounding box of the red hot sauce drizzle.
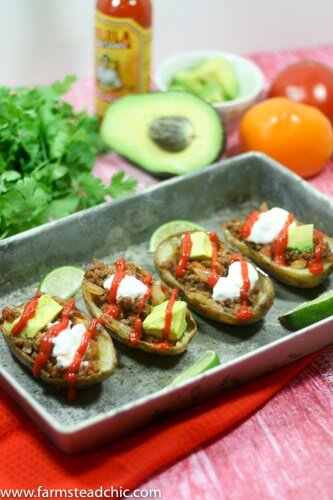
[65,317,104,401]
[128,274,152,346]
[272,213,295,266]
[106,257,127,318]
[241,211,261,239]
[242,210,295,266]
[207,232,220,288]
[242,210,325,273]
[155,289,178,350]
[231,253,253,321]
[12,291,42,336]
[308,229,325,274]
[33,298,76,377]
[174,232,192,277]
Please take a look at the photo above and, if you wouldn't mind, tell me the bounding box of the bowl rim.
[154,50,265,109]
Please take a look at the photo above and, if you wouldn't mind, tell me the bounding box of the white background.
[1,0,333,86]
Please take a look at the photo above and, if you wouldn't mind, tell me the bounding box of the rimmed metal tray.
[0,152,332,454]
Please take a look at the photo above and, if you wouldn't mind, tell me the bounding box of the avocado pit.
[149,115,194,153]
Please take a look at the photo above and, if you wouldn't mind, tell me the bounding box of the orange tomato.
[240,97,333,178]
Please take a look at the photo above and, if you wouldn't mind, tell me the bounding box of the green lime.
[149,220,204,252]
[279,290,333,331]
[170,350,221,386]
[39,266,85,299]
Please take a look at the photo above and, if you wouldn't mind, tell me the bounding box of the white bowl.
[154,50,265,125]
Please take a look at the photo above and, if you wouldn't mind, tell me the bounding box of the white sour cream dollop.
[212,261,259,302]
[103,274,148,301]
[246,207,296,244]
[52,323,87,368]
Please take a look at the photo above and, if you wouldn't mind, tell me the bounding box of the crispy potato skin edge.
[223,228,333,288]
[82,279,197,356]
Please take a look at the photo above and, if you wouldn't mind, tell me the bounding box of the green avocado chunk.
[287,224,314,252]
[8,294,63,339]
[168,57,238,103]
[142,300,187,341]
[198,81,226,103]
[194,57,239,100]
[172,71,204,94]
[101,92,225,175]
[190,231,213,260]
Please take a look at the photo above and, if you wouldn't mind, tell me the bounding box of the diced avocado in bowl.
[101,91,225,176]
[155,51,265,126]
[168,57,239,103]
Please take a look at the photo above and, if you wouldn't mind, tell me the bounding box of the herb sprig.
[0,76,137,238]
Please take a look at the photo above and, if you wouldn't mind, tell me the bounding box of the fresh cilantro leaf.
[49,194,80,219]
[74,172,107,209]
[51,75,76,95]
[107,171,138,199]
[0,76,137,238]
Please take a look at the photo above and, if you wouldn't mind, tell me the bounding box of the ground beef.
[85,259,150,289]
[226,216,333,266]
[285,241,332,263]
[172,239,234,299]
[13,327,100,381]
[226,219,243,239]
[221,286,260,313]
[86,259,164,328]
[6,295,101,381]
[1,307,21,323]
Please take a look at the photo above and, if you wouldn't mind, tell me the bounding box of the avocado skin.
[101,91,226,176]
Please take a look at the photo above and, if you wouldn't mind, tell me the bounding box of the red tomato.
[269,60,333,121]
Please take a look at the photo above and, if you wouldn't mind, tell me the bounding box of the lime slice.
[170,350,221,386]
[279,290,333,331]
[149,220,204,252]
[39,266,85,299]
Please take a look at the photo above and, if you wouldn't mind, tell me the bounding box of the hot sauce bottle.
[95,0,152,118]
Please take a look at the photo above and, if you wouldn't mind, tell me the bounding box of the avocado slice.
[101,92,225,175]
[198,81,226,103]
[194,58,239,100]
[190,231,213,260]
[7,294,63,339]
[287,224,314,252]
[172,71,204,95]
[142,299,187,341]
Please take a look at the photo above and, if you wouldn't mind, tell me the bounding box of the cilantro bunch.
[0,76,137,238]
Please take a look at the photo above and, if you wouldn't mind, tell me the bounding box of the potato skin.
[82,278,197,356]
[223,227,333,288]
[154,233,275,325]
[1,301,117,390]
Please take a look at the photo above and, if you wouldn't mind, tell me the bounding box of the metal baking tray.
[0,152,332,454]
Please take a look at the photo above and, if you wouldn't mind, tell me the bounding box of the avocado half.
[101,92,225,175]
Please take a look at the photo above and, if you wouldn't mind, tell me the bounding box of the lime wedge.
[279,290,333,330]
[39,266,85,299]
[170,350,221,386]
[149,220,204,252]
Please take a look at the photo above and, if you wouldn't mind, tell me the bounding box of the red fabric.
[0,353,316,491]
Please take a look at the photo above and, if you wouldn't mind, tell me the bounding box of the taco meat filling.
[84,259,184,345]
[162,238,260,315]
[226,207,333,270]
[0,299,100,380]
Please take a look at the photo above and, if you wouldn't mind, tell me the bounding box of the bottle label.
[95,10,151,117]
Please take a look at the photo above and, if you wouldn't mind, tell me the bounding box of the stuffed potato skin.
[0,296,117,390]
[223,219,333,289]
[82,260,197,356]
[154,232,275,325]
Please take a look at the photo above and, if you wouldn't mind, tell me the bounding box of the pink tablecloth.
[66,45,333,498]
